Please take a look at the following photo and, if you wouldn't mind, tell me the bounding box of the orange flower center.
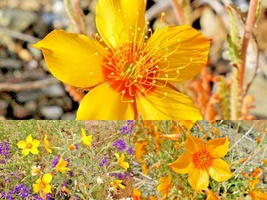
[40,181,46,190]
[26,143,33,149]
[102,43,158,102]
[192,148,214,170]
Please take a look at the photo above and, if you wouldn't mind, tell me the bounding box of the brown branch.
[170,0,184,25]
[0,77,59,92]
[239,0,259,95]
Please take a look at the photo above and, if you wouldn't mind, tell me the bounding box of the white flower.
[97,177,103,185]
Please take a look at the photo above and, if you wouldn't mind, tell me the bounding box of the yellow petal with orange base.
[76,82,135,120]
[95,0,146,49]
[188,168,209,191]
[208,159,234,182]
[146,25,211,83]
[206,137,229,158]
[32,30,107,88]
[136,84,202,120]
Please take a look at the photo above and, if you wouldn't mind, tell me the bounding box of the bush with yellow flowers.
[0,120,134,200]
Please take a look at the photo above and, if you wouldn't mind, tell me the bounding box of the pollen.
[192,148,214,170]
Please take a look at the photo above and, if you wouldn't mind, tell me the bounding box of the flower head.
[31,165,41,176]
[134,188,142,200]
[55,157,70,173]
[110,179,125,192]
[157,175,172,197]
[81,128,93,147]
[168,133,234,191]
[33,173,52,198]
[17,134,40,156]
[115,153,129,170]
[113,138,127,151]
[44,134,52,153]
[32,0,210,120]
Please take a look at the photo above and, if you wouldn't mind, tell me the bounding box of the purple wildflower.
[113,138,127,151]
[0,140,10,163]
[119,120,134,134]
[74,143,79,149]
[99,156,108,167]
[127,146,134,155]
[52,156,60,167]
[117,173,124,179]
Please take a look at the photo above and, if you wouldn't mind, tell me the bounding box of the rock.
[61,112,76,120]
[12,103,30,118]
[0,8,37,31]
[40,106,63,119]
[16,90,41,103]
[0,100,8,116]
[42,84,65,97]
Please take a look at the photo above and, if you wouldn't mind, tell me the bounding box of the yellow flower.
[115,153,129,170]
[68,144,76,151]
[110,179,125,192]
[33,173,52,198]
[56,157,70,173]
[134,188,142,200]
[168,133,234,191]
[44,134,52,153]
[81,127,93,147]
[157,175,172,197]
[17,134,40,156]
[32,0,210,120]
[31,165,41,176]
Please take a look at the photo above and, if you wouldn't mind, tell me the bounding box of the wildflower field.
[134,120,267,199]
[0,120,134,200]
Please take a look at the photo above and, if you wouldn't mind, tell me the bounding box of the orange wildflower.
[204,188,219,200]
[134,188,142,200]
[32,0,210,120]
[157,175,172,197]
[168,133,234,191]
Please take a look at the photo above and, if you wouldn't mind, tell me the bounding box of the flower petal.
[32,30,107,88]
[208,159,234,182]
[145,25,210,83]
[33,183,40,193]
[168,152,194,174]
[136,83,202,120]
[30,147,39,155]
[184,133,204,153]
[206,137,229,158]
[26,134,33,143]
[43,185,52,194]
[42,173,53,184]
[95,0,146,49]
[22,149,30,156]
[188,169,209,191]
[17,141,27,149]
[32,140,41,148]
[76,82,135,119]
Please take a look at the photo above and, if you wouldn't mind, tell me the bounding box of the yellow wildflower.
[44,134,52,153]
[31,165,41,176]
[157,175,172,197]
[115,153,129,170]
[134,188,142,200]
[110,179,125,192]
[81,127,93,147]
[17,134,40,156]
[168,133,234,191]
[56,157,70,173]
[33,173,52,198]
[32,0,210,120]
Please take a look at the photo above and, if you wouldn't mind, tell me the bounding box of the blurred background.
[0,0,267,119]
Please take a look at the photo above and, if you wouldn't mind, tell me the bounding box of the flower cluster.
[0,140,10,164]
[119,120,134,134]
